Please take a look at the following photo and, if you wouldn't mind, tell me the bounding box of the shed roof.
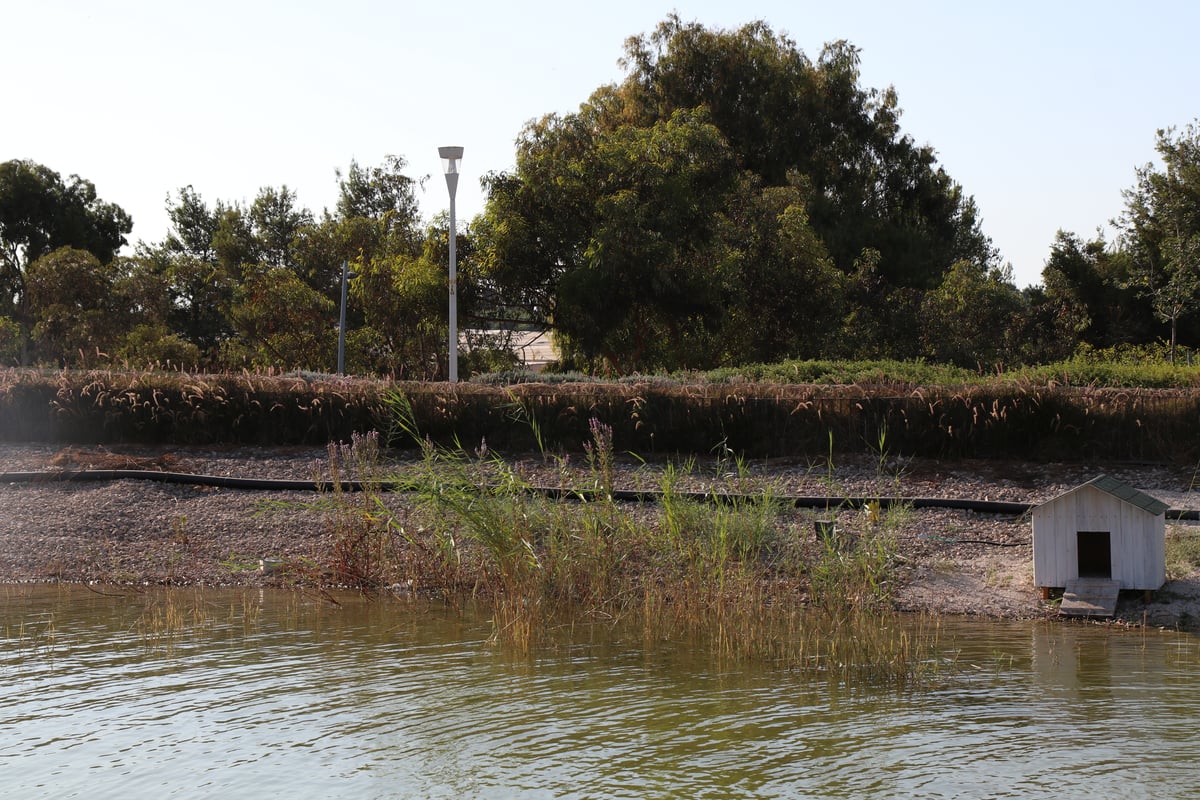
[1038,474,1170,516]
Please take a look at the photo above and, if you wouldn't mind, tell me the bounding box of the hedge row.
[2,369,1199,462]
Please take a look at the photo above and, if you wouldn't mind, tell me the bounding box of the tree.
[326,157,449,376]
[153,185,322,362]
[230,267,335,369]
[919,261,1024,368]
[1040,230,1153,350]
[720,179,848,362]
[350,243,447,378]
[141,156,435,373]
[24,247,121,365]
[0,315,18,365]
[163,186,218,263]
[618,18,996,286]
[150,188,245,357]
[554,109,744,370]
[835,247,922,360]
[103,250,201,368]
[1118,121,1200,361]
[0,160,132,362]
[250,185,313,273]
[336,155,423,239]
[479,16,996,371]
[1011,284,1074,365]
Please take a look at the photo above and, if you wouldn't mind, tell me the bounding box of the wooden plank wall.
[1032,486,1165,591]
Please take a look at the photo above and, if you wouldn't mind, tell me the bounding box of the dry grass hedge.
[3,367,1200,462]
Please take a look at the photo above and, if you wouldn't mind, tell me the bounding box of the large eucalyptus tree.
[477,15,997,371]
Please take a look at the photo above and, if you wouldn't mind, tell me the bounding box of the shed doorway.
[1077,531,1112,579]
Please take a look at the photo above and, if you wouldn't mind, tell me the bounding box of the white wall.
[1032,485,1165,591]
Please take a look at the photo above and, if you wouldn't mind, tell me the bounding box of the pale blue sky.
[6,1,1197,288]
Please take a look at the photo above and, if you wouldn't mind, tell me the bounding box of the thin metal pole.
[439,146,463,383]
[338,260,349,375]
[448,193,458,383]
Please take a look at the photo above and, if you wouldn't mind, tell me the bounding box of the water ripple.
[4,588,1200,798]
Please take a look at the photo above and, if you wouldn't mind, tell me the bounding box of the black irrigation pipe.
[8,467,1200,522]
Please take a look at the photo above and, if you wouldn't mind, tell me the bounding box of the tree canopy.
[477,15,1000,372]
[133,155,466,375]
[0,160,132,351]
[1117,122,1200,360]
[6,19,1200,376]
[0,154,479,375]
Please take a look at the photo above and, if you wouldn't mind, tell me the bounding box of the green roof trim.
[1082,474,1171,516]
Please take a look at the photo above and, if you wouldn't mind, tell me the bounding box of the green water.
[2,584,1199,799]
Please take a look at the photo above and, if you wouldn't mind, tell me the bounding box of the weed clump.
[288,393,936,685]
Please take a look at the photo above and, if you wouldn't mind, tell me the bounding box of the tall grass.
[1167,525,1200,580]
[8,365,1200,461]
[320,431,400,592]
[298,393,940,685]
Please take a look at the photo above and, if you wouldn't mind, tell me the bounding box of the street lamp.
[337,259,357,375]
[439,145,463,383]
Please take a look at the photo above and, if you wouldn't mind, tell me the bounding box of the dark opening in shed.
[1076,531,1112,579]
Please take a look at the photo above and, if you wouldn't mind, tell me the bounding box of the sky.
[5,0,1199,289]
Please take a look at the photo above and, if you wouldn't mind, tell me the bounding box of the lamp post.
[337,259,357,375]
[439,145,463,383]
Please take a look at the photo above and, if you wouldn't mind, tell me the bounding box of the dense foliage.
[476,17,1004,371]
[2,17,1199,377]
[0,156,500,377]
[0,160,133,364]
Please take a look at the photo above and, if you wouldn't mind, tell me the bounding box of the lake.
[3,584,1199,798]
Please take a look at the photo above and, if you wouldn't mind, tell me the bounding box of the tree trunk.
[1170,315,1179,364]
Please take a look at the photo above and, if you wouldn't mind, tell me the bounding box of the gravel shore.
[3,442,1200,627]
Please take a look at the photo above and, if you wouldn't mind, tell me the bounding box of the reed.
[3,612,59,658]
[320,430,401,593]
[334,400,938,683]
[134,588,213,652]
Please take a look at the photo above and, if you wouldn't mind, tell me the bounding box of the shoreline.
[3,442,1200,630]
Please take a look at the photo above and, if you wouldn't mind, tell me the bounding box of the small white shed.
[1032,475,1169,593]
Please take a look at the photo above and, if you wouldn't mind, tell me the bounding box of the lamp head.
[439,146,463,200]
[438,146,464,174]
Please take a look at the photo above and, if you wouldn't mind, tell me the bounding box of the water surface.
[3,585,1198,798]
